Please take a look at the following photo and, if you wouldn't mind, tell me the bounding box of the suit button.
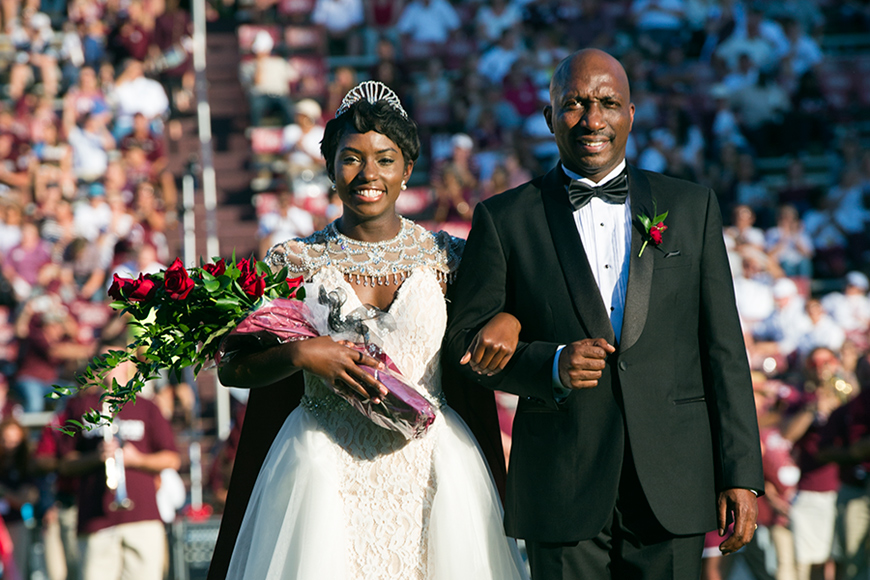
[618,361,628,371]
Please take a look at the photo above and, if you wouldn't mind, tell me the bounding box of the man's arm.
[444,202,561,405]
[122,446,180,474]
[698,189,764,553]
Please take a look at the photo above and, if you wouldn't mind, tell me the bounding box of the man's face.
[544,50,634,182]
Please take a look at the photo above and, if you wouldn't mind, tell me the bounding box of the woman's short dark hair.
[321,99,420,181]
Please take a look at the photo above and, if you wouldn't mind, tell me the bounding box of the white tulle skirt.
[226,403,529,580]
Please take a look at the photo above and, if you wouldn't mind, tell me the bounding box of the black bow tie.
[567,172,629,210]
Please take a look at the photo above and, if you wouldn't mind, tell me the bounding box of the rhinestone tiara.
[335,80,409,119]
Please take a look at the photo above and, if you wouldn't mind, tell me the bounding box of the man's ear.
[543,105,554,134]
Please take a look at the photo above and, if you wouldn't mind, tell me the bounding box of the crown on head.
[335,80,408,119]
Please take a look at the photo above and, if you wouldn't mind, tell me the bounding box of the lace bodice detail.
[301,265,448,437]
[266,224,462,580]
[265,217,464,287]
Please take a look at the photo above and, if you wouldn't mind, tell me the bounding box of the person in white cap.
[432,132,479,222]
[752,277,811,360]
[282,98,326,179]
[797,298,846,357]
[242,30,298,127]
[822,271,870,349]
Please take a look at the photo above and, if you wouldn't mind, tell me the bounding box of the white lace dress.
[226,221,528,580]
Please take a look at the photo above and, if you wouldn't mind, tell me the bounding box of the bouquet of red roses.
[53,256,304,434]
[57,256,436,439]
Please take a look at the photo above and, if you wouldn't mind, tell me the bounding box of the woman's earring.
[401,181,407,191]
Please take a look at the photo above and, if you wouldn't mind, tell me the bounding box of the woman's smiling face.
[334,130,413,222]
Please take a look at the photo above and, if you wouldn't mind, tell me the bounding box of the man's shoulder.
[479,173,549,215]
[634,167,709,196]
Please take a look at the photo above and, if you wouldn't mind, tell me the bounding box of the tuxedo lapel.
[540,167,615,345]
[620,166,654,354]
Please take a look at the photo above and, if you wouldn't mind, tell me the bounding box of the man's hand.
[558,338,615,389]
[718,488,758,555]
[460,313,521,376]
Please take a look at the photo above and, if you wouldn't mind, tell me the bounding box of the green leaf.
[638,214,651,229]
[653,210,669,223]
[203,278,220,293]
[255,260,271,276]
[273,266,289,282]
[214,297,243,311]
[201,324,234,349]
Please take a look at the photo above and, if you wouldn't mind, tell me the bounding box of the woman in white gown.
[217,82,529,580]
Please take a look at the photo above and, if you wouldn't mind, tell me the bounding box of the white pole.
[190,441,203,509]
[182,174,196,266]
[192,0,230,441]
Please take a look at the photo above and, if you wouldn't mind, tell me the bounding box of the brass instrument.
[103,407,134,511]
[806,370,857,405]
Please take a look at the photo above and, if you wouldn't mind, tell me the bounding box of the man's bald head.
[544,49,635,181]
[549,49,631,104]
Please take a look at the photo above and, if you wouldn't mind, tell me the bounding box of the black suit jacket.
[443,165,764,543]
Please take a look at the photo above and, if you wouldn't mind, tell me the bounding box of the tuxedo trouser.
[526,444,705,580]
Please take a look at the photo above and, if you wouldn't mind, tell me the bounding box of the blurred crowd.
[240,0,870,272]
[0,0,208,578]
[0,0,869,579]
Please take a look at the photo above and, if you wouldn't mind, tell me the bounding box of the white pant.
[80,520,165,580]
[791,490,838,565]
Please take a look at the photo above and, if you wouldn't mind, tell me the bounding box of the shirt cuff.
[552,345,571,402]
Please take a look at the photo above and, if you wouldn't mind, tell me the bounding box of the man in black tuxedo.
[444,49,763,579]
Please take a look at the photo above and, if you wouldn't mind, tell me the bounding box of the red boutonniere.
[638,204,668,257]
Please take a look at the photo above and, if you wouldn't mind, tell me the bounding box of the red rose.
[108,274,135,301]
[286,275,304,298]
[236,258,252,276]
[240,271,266,298]
[129,274,158,302]
[203,259,226,277]
[650,222,667,245]
[109,273,157,302]
[164,258,195,300]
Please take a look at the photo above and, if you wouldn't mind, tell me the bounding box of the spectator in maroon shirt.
[0,131,30,191]
[111,0,152,63]
[818,356,870,580]
[58,374,180,580]
[1,220,52,302]
[12,296,94,413]
[148,0,194,115]
[782,347,853,579]
[502,61,539,119]
[119,116,177,214]
[119,113,165,169]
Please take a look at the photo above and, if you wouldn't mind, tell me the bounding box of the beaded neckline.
[326,217,413,250]
[266,218,463,287]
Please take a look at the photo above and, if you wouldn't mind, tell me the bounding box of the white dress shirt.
[553,160,632,392]
[565,160,632,342]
